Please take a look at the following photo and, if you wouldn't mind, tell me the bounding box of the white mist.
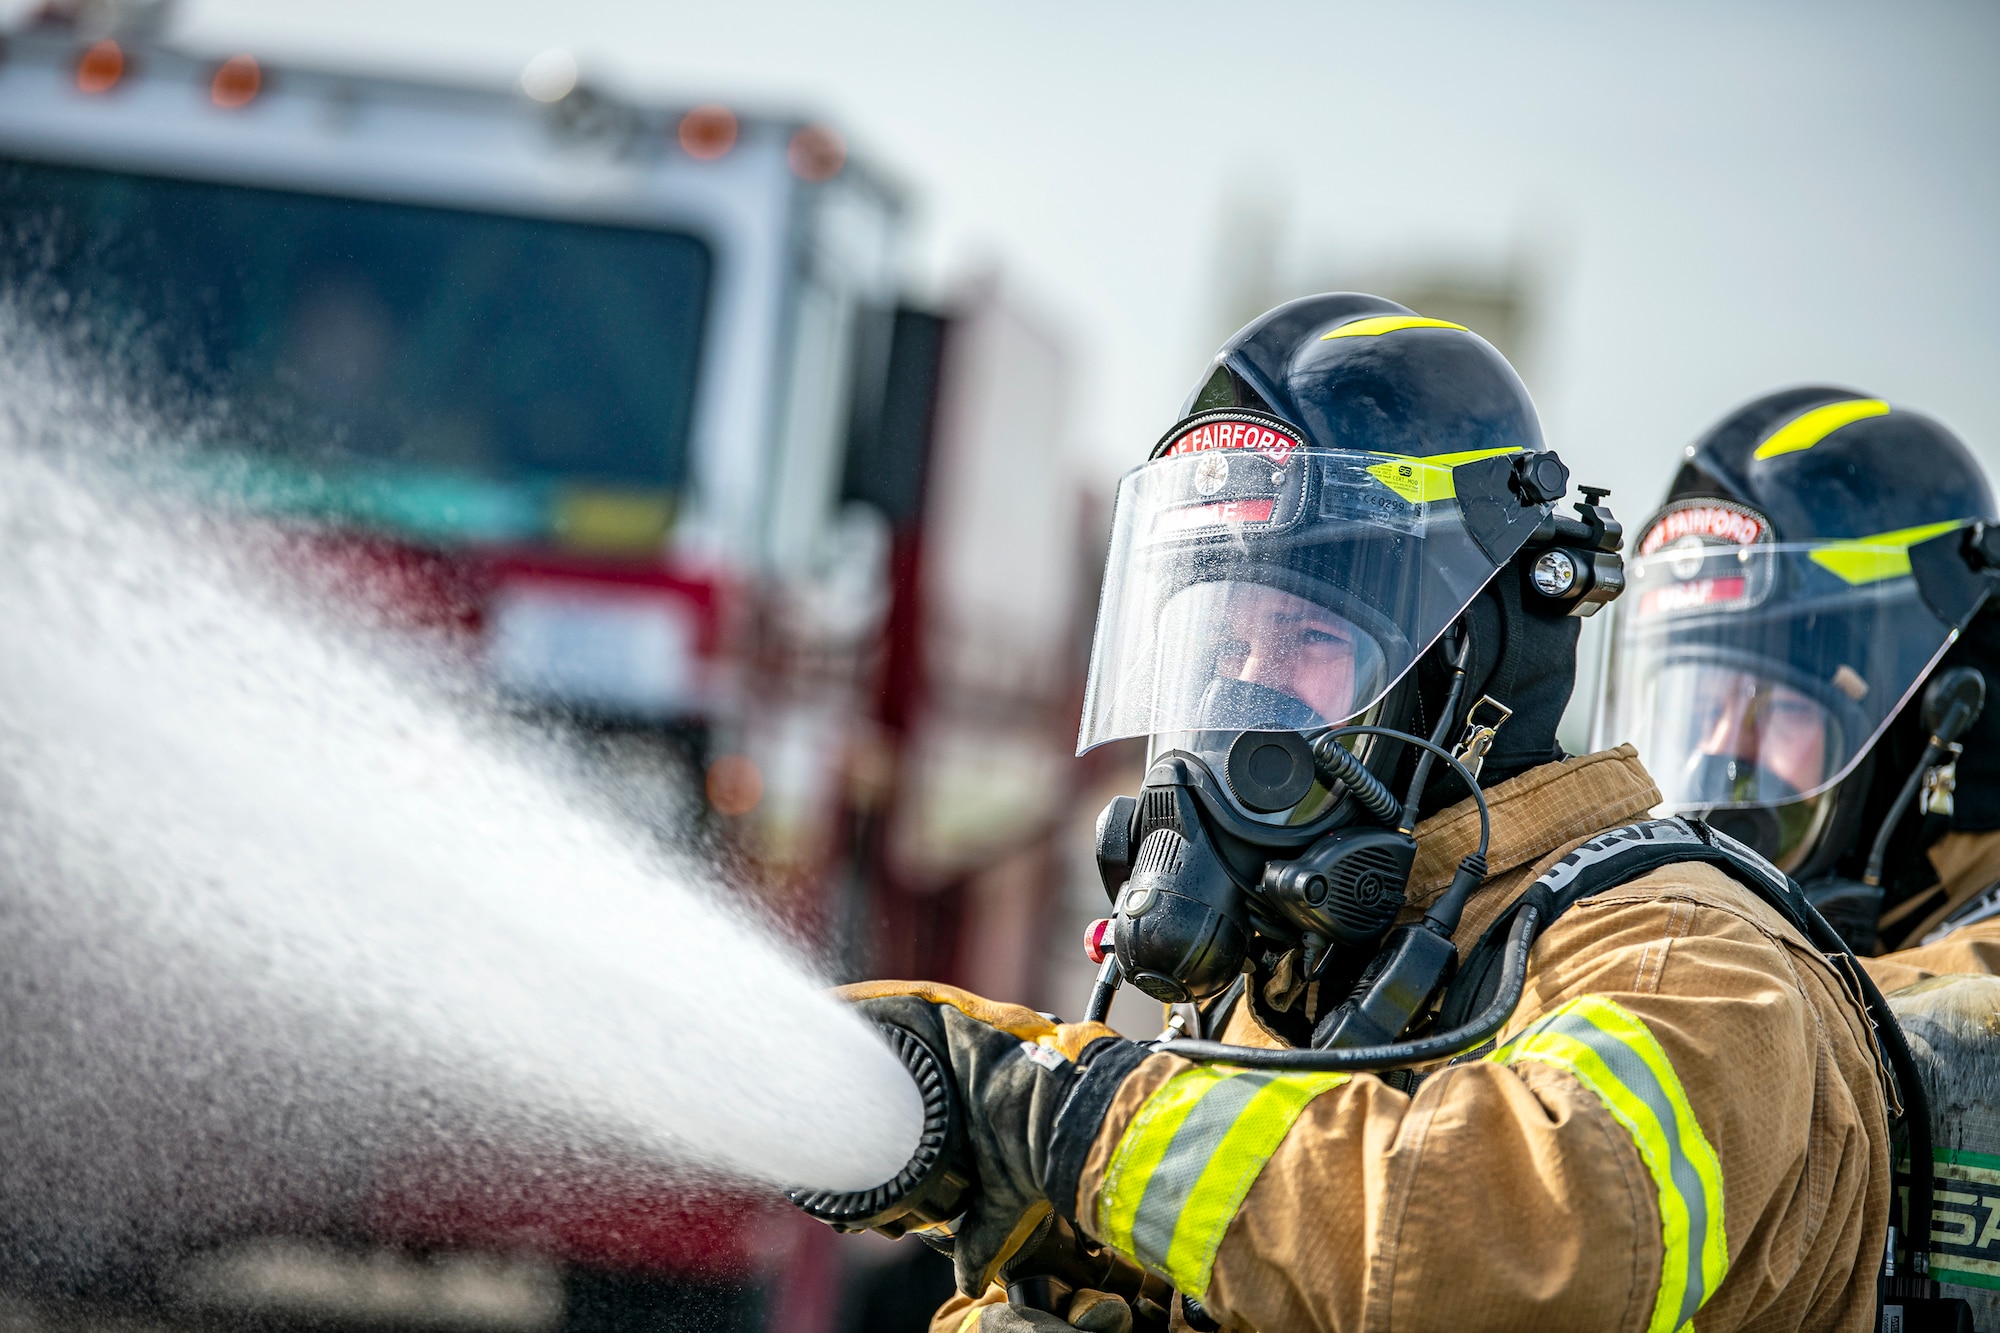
[0,322,921,1276]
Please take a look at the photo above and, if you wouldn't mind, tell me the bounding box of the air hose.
[1162,902,1540,1072]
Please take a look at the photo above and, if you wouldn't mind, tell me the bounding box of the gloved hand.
[1063,1290,1136,1333]
[840,980,1149,1299]
[957,1289,1133,1333]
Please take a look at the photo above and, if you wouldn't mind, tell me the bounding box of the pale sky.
[82,0,2000,517]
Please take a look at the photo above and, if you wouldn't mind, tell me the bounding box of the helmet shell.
[1604,387,1997,877]
[1091,293,1572,835]
[1179,293,1545,462]
[1664,386,1995,541]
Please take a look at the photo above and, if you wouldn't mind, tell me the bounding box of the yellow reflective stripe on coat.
[1807,519,1968,585]
[1095,1066,1348,1297]
[1492,995,1727,1333]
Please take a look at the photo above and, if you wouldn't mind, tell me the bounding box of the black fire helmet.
[1081,293,1585,832]
[1597,387,1997,878]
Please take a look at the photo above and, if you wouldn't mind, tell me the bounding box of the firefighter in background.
[831,297,1912,1331]
[1595,388,2000,971]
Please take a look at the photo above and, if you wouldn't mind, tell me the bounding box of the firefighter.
[827,297,1923,1331]
[1596,388,2000,963]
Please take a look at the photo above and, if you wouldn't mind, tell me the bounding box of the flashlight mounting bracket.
[1521,485,1625,617]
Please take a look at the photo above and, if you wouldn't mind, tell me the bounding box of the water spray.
[0,313,923,1285]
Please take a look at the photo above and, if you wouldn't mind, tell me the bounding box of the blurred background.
[0,0,1993,1328]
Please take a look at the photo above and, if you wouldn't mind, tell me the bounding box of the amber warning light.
[787,125,845,182]
[211,55,261,109]
[74,40,124,95]
[678,104,737,161]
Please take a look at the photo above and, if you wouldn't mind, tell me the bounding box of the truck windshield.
[0,159,710,501]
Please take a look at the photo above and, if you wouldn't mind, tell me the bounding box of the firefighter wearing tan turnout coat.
[933,745,1893,1332]
[802,297,1916,1332]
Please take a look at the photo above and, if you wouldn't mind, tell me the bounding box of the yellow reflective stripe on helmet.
[1322,315,1470,339]
[1365,446,1522,503]
[1807,518,1968,585]
[1095,1066,1348,1296]
[1751,398,1890,460]
[1492,995,1726,1333]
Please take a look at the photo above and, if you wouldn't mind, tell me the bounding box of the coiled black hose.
[1310,738,1400,825]
[1312,725,1491,857]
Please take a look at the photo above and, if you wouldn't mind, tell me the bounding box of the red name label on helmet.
[1152,497,1276,534]
[1639,503,1768,555]
[1639,575,1747,616]
[1159,412,1304,466]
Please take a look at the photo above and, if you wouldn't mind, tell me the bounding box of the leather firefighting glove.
[839,981,1152,1299]
[957,1289,1133,1333]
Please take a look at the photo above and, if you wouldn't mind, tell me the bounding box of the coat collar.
[1404,745,1663,906]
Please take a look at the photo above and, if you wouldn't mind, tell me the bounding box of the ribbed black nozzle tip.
[786,1022,968,1236]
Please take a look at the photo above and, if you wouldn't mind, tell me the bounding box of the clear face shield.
[1596,527,1964,870]
[1076,405,1598,1021]
[1079,440,1516,824]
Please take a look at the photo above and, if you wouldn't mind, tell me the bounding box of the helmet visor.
[1596,540,1960,811]
[1078,447,1513,752]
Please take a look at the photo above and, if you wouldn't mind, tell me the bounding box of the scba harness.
[1442,817,1966,1333]
[1442,817,1811,1027]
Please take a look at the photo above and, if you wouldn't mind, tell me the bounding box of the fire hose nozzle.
[789,1020,1175,1330]
[786,1022,971,1237]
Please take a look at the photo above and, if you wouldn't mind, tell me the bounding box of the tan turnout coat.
[1864,827,2000,992]
[938,746,1893,1332]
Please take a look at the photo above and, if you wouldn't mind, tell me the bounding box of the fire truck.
[0,8,899,822]
[0,11,1097,1333]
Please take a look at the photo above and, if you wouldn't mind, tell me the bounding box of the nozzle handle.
[1005,1212,1174,1331]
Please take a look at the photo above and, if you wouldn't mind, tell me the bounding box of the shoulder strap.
[1434,813,1937,1293]
[1919,878,2000,946]
[1438,817,1823,1031]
